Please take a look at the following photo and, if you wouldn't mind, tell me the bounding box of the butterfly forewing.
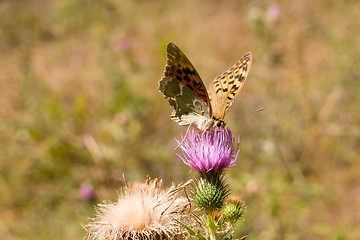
[164,43,211,110]
[159,43,212,130]
[209,52,252,120]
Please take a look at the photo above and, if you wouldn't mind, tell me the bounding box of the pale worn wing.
[159,77,210,130]
[208,52,252,120]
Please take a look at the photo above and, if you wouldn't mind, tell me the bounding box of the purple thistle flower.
[177,128,240,176]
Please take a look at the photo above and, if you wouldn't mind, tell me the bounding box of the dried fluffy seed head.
[85,178,192,240]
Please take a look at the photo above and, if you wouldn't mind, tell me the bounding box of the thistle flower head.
[85,178,192,240]
[177,128,240,177]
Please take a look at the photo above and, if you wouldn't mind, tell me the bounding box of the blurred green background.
[1,0,359,239]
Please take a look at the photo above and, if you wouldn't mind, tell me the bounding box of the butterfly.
[159,43,252,131]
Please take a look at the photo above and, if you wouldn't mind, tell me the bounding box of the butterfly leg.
[199,130,206,147]
[174,124,193,150]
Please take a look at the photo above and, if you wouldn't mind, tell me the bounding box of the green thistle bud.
[193,176,230,214]
[223,200,245,224]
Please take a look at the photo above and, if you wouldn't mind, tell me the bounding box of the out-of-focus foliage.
[0,0,359,239]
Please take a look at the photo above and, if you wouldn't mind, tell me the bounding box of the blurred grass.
[0,0,359,239]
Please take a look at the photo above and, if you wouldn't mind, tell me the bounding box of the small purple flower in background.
[266,4,281,23]
[118,38,131,51]
[78,183,95,200]
[177,128,240,176]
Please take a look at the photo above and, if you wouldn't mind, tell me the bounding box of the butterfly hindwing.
[159,77,210,130]
[209,52,252,120]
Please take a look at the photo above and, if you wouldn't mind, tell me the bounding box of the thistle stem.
[210,230,217,240]
[207,214,218,240]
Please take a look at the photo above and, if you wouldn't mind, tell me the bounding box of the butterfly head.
[214,118,226,128]
[204,117,226,131]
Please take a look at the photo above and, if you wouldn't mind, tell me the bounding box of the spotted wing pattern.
[164,43,211,109]
[208,52,252,120]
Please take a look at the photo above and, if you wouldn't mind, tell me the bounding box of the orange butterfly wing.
[208,52,252,121]
[164,43,211,109]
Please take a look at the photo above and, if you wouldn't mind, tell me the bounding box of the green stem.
[207,214,218,240]
[209,230,217,240]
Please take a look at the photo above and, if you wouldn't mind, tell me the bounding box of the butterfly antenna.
[174,125,192,150]
[249,107,264,114]
[229,107,263,120]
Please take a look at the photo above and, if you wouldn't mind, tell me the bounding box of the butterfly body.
[159,43,251,131]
